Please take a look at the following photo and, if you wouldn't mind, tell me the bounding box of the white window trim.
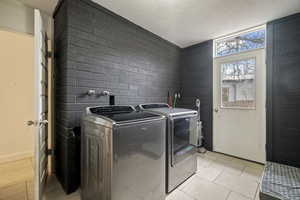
[213,24,266,58]
[220,57,257,110]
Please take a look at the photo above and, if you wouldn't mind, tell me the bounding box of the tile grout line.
[214,179,257,200]
[253,181,260,200]
[180,152,263,200]
[238,165,247,177]
[212,167,225,183]
[212,169,258,200]
[226,190,255,200]
[179,187,199,200]
[225,191,233,200]
[240,164,247,174]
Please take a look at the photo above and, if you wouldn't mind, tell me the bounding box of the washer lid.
[138,104,197,117]
[89,106,162,123]
[149,107,197,116]
[108,111,161,123]
[139,103,170,109]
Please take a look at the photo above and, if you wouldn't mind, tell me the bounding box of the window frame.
[214,26,266,58]
[219,57,257,110]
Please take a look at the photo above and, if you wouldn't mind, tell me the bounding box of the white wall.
[0,1,54,165]
[0,30,35,163]
[0,0,35,164]
[0,0,34,35]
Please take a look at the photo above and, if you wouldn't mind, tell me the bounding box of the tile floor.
[167,151,264,200]
[0,152,264,200]
[43,151,264,200]
[43,176,80,200]
[0,157,34,200]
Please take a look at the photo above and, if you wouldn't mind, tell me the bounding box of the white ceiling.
[18,0,58,15]
[92,0,300,47]
[20,0,300,47]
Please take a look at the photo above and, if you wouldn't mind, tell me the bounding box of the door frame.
[212,47,266,162]
[34,9,52,200]
[266,22,274,161]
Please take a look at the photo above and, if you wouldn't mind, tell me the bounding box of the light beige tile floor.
[43,176,80,200]
[1,152,264,200]
[180,175,231,200]
[0,158,34,200]
[168,151,264,200]
[46,151,264,200]
[227,191,252,200]
[41,151,264,200]
[165,189,194,200]
[214,171,258,198]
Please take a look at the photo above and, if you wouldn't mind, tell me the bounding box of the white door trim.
[213,49,266,163]
[34,9,49,200]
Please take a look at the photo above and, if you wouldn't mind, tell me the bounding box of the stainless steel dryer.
[137,103,198,193]
[81,106,166,200]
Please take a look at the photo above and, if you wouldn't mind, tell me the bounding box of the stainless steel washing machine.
[81,106,166,200]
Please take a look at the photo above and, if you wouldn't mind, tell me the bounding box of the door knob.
[27,120,48,126]
[214,108,219,113]
[27,120,36,126]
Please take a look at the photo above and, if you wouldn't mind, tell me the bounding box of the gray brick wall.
[179,41,213,150]
[54,0,181,131]
[266,13,300,167]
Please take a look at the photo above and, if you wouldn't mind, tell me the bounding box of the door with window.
[213,28,266,163]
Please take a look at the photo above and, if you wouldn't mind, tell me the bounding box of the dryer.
[137,103,198,193]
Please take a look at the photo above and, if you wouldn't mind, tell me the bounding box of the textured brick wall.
[180,41,213,150]
[54,0,181,131]
[266,13,300,167]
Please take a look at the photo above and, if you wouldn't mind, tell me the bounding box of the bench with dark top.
[260,162,300,200]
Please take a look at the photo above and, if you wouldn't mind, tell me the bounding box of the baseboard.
[0,151,34,164]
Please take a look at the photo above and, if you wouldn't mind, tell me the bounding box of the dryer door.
[170,115,197,166]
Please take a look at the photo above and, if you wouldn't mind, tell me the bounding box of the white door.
[213,49,266,163]
[33,9,49,200]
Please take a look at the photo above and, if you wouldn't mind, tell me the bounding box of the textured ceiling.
[92,0,300,47]
[20,0,300,47]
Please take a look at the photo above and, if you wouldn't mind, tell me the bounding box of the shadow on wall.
[179,40,213,150]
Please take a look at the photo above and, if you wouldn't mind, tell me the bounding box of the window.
[222,88,229,102]
[221,58,256,109]
[215,29,265,57]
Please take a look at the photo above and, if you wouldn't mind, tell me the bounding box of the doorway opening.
[0,29,35,199]
[0,9,54,200]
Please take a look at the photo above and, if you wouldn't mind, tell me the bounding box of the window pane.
[221,58,256,108]
[216,29,265,57]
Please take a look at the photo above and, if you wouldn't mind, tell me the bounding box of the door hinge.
[47,149,53,156]
[47,51,52,58]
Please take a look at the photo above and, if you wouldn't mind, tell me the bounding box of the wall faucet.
[86,90,111,96]
[87,89,96,96]
[100,90,115,105]
[101,90,110,96]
